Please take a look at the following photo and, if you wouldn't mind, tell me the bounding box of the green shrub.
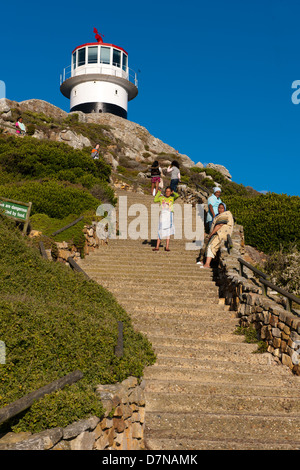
[223,193,300,253]
[0,135,111,183]
[264,244,300,296]
[201,178,215,188]
[0,180,101,219]
[0,216,155,433]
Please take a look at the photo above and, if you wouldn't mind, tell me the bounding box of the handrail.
[67,256,91,280]
[51,216,84,236]
[237,257,268,279]
[259,277,300,312]
[238,257,299,312]
[0,370,83,425]
[195,182,210,195]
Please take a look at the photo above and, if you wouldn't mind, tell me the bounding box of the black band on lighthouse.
[70,102,127,119]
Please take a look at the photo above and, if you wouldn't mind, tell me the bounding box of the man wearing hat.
[206,187,222,231]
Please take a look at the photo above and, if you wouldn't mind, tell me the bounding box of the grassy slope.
[0,217,155,433]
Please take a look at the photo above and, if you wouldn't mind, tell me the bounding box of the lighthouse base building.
[60,32,138,119]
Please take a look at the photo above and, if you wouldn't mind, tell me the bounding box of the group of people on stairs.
[149,160,234,267]
[150,160,180,197]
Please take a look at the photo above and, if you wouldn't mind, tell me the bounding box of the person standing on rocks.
[91,144,100,160]
[167,161,181,193]
[206,187,222,231]
[15,117,26,135]
[152,186,179,252]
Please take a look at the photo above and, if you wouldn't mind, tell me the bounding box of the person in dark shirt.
[150,160,161,196]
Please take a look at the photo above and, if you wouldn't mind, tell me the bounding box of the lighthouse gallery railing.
[60,64,138,88]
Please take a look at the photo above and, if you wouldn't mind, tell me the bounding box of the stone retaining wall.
[0,377,146,450]
[51,223,104,263]
[217,225,300,376]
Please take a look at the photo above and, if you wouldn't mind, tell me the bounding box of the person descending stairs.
[78,188,300,450]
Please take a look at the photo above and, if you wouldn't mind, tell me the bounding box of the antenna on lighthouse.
[93,28,104,44]
[60,29,138,119]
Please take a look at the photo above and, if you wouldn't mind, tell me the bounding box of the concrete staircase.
[78,190,300,450]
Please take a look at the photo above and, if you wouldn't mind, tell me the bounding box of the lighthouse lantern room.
[60,29,138,119]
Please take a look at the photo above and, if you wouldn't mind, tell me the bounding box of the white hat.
[213,187,221,193]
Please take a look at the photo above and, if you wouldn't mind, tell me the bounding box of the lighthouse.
[60,29,138,119]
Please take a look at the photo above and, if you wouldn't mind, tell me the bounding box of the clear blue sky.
[1,0,300,196]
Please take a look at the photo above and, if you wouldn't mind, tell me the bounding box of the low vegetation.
[264,243,300,296]
[0,216,155,434]
[0,134,116,248]
[234,325,268,354]
[222,192,300,254]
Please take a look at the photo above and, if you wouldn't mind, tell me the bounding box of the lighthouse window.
[122,53,128,72]
[113,49,121,68]
[88,46,98,64]
[100,47,110,65]
[72,52,76,70]
[78,48,86,67]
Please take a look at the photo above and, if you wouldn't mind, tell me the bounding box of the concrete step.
[86,278,216,289]
[96,240,201,247]
[137,328,240,343]
[131,313,237,330]
[144,355,295,379]
[81,255,204,263]
[80,256,207,265]
[144,436,300,451]
[82,249,201,257]
[144,412,300,450]
[144,378,300,399]
[143,365,291,388]
[80,266,213,277]
[120,304,227,317]
[150,343,272,364]
[144,391,300,416]
[119,298,221,312]
[93,285,219,299]
[129,308,233,323]
[81,270,213,281]
[131,321,239,339]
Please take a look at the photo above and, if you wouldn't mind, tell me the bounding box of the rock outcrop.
[206,163,232,180]
[0,98,195,166]
[0,98,232,182]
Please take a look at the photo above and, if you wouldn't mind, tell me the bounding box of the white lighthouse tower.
[60,29,138,119]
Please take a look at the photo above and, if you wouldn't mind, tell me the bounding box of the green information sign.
[0,197,32,233]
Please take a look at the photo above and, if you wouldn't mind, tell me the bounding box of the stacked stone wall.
[0,377,145,450]
[217,225,300,375]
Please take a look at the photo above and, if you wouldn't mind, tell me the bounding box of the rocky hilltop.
[0,98,231,181]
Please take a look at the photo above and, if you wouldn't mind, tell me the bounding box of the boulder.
[206,163,232,180]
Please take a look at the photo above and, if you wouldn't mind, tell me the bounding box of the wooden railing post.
[115,321,124,358]
[261,280,268,297]
[239,259,243,277]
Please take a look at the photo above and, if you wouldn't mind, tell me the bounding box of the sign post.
[0,197,32,234]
